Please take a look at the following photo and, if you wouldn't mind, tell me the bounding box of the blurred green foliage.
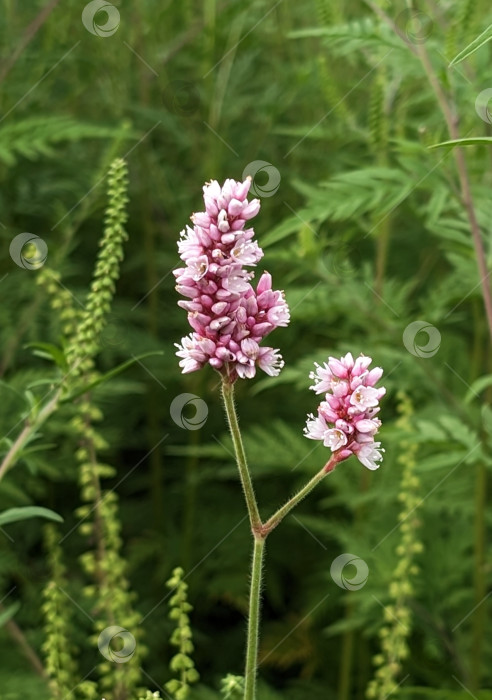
[1,0,492,698]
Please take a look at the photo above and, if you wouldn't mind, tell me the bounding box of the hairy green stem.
[221,380,262,531]
[244,537,265,700]
[263,457,337,536]
[221,379,335,699]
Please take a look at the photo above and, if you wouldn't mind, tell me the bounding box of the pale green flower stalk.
[37,267,81,340]
[74,398,145,700]
[66,157,129,379]
[4,158,145,700]
[165,567,199,699]
[42,525,84,700]
[0,158,129,484]
[366,392,422,699]
[65,159,145,700]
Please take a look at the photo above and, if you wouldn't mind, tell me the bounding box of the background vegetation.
[1,0,492,698]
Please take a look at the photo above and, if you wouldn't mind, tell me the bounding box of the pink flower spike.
[175,177,289,381]
[304,353,385,470]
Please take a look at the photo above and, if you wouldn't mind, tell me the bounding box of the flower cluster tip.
[304,352,385,470]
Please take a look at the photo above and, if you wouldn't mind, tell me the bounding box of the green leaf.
[428,137,492,150]
[61,351,165,402]
[438,415,478,447]
[0,506,63,527]
[262,216,306,248]
[415,420,448,442]
[465,374,492,403]
[25,342,67,369]
[0,116,138,167]
[417,450,468,472]
[0,602,21,628]
[449,24,492,66]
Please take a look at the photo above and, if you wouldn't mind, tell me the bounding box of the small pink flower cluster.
[174,177,290,380]
[304,353,386,470]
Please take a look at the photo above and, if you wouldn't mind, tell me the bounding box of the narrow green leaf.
[22,443,57,456]
[0,506,63,527]
[262,216,305,247]
[449,24,492,66]
[25,342,67,369]
[61,350,165,402]
[429,137,492,150]
[0,602,21,628]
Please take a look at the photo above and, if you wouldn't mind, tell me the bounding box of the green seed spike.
[66,157,129,381]
[165,567,200,700]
